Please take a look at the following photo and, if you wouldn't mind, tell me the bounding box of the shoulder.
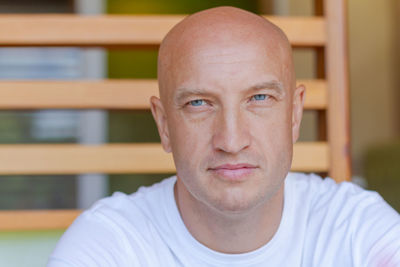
[48,176,177,267]
[286,172,388,211]
[90,176,175,220]
[78,176,176,235]
[286,172,399,223]
[287,172,400,266]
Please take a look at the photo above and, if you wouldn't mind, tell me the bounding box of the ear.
[150,96,171,153]
[292,84,306,143]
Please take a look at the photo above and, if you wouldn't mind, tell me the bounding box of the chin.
[209,188,262,214]
[209,178,283,215]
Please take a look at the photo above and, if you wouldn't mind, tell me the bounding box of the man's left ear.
[292,84,306,143]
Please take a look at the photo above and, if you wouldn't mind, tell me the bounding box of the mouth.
[208,163,258,181]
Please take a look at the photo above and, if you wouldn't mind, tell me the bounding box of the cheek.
[168,114,213,166]
[251,106,292,140]
[249,108,293,163]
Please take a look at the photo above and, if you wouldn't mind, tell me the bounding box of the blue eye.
[252,94,267,101]
[189,99,205,106]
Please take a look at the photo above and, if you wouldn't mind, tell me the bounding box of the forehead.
[188,41,279,65]
[157,16,294,102]
[168,40,287,94]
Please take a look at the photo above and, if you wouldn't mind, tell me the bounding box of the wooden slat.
[0,142,328,175]
[0,141,328,230]
[300,79,327,110]
[314,0,328,142]
[0,142,328,231]
[0,210,80,231]
[0,79,326,110]
[0,80,158,110]
[0,143,174,175]
[265,16,326,47]
[292,142,329,172]
[325,0,351,182]
[0,15,326,47]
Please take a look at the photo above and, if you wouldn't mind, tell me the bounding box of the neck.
[174,178,284,254]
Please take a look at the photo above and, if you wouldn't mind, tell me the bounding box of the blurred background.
[0,0,399,266]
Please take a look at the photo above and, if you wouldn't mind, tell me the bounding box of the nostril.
[212,129,250,154]
[211,110,251,153]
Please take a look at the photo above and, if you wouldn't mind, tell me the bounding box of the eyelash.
[189,99,206,106]
[250,94,269,101]
[186,94,271,108]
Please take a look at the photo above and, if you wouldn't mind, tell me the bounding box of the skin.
[150,6,305,253]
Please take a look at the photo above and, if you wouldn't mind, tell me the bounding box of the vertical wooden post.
[314,0,324,16]
[314,0,327,142]
[324,0,352,182]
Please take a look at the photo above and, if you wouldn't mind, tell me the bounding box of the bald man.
[49,7,400,267]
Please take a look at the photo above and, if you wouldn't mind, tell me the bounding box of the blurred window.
[0,0,79,210]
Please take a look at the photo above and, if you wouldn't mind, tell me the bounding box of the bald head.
[151,7,306,221]
[157,6,295,102]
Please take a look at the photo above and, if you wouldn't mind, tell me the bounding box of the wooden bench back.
[0,0,351,230]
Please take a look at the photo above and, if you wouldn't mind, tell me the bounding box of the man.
[48,6,400,266]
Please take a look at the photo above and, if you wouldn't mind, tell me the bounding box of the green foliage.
[364,140,400,212]
[0,112,28,143]
[107,0,258,14]
[0,176,76,209]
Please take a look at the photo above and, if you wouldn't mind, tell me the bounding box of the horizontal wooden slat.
[299,79,327,110]
[0,80,158,110]
[0,210,80,230]
[0,143,174,175]
[267,16,326,47]
[0,79,326,110]
[292,142,329,172]
[0,15,326,47]
[0,142,328,231]
[0,142,328,175]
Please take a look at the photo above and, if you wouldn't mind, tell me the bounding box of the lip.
[208,163,257,181]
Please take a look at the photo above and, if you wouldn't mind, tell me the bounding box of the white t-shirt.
[48,173,400,267]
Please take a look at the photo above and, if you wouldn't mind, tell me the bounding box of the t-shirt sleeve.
[47,210,140,267]
[354,193,400,267]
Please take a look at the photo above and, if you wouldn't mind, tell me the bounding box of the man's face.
[153,37,302,213]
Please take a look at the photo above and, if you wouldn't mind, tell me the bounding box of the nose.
[212,107,251,154]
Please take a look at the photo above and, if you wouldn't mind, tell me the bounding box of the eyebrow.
[246,81,285,98]
[174,88,214,104]
[174,81,285,104]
